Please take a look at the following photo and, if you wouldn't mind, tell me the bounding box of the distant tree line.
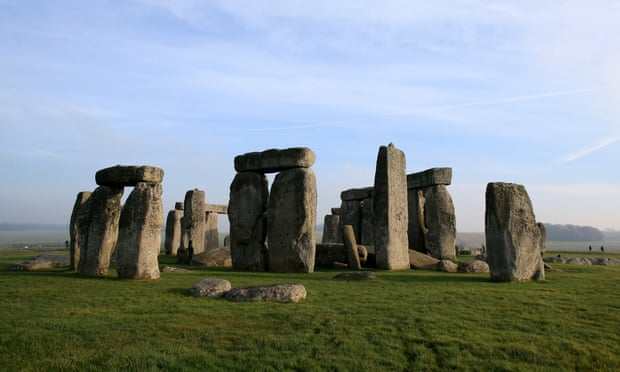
[544,223,604,242]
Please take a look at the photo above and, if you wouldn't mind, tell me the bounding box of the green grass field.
[1,250,619,371]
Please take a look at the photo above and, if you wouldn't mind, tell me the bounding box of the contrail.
[562,135,620,162]
[387,86,609,115]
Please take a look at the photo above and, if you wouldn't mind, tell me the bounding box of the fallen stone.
[12,254,70,271]
[224,284,307,303]
[409,249,440,270]
[161,266,191,273]
[95,165,164,187]
[234,147,316,173]
[191,278,232,298]
[587,257,620,266]
[334,271,376,280]
[457,259,490,273]
[191,247,232,268]
[437,259,458,273]
[332,262,349,269]
[407,167,452,189]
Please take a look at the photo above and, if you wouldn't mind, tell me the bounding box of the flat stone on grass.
[191,278,232,298]
[224,284,306,303]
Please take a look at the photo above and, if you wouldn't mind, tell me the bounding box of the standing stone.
[69,191,91,271]
[229,172,269,271]
[339,199,362,242]
[204,212,219,251]
[373,144,409,270]
[423,185,456,259]
[485,182,545,282]
[321,214,342,243]
[360,198,374,246]
[183,189,206,254]
[164,208,183,256]
[266,168,317,273]
[78,186,123,277]
[116,182,163,280]
[407,189,427,253]
[343,225,362,270]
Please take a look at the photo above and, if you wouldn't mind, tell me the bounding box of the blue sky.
[1,0,619,232]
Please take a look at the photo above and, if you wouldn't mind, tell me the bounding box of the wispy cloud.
[561,136,620,162]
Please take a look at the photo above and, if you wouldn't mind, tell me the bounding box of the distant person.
[589,245,592,252]
[601,246,605,253]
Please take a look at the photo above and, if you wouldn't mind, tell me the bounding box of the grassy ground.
[1,250,619,371]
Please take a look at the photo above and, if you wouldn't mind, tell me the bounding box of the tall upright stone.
[359,197,374,246]
[321,214,342,243]
[69,191,91,271]
[78,186,123,277]
[423,185,456,259]
[229,172,269,270]
[183,189,206,254]
[407,188,427,253]
[204,212,219,251]
[373,144,409,270]
[164,203,184,256]
[266,168,317,273]
[116,182,163,280]
[485,182,545,282]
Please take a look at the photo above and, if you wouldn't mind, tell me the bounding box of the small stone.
[191,278,232,298]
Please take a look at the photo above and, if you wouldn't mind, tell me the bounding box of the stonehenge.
[229,147,317,273]
[72,165,164,279]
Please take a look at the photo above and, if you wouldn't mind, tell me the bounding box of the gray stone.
[183,189,206,254]
[12,254,70,271]
[204,212,219,251]
[360,198,374,246]
[234,147,316,173]
[334,271,376,280]
[339,199,362,242]
[407,188,427,253]
[331,208,341,215]
[437,259,458,273]
[373,144,409,270]
[229,172,268,271]
[423,185,456,260]
[69,191,91,271]
[341,187,374,201]
[204,204,228,214]
[321,214,342,243]
[95,165,164,187]
[315,243,368,268]
[266,168,317,273]
[116,182,163,280]
[78,186,123,277]
[224,284,307,303]
[457,259,490,273]
[409,249,440,270]
[588,257,620,266]
[343,225,362,270]
[191,278,232,298]
[164,209,183,256]
[407,167,452,189]
[162,266,190,273]
[174,202,184,210]
[191,247,232,268]
[485,182,545,282]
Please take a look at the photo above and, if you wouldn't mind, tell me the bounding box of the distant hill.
[0,223,68,231]
[544,223,603,242]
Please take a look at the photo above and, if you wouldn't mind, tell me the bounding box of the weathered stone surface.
[191,247,232,268]
[360,198,374,246]
[437,259,458,273]
[174,202,184,210]
[229,172,268,271]
[543,256,620,266]
[191,278,232,298]
[95,165,164,187]
[315,243,368,268]
[334,271,376,280]
[70,191,91,271]
[409,249,440,270]
[341,187,373,201]
[407,188,427,253]
[78,186,123,277]
[423,185,456,260]
[164,209,183,256]
[204,212,219,251]
[331,208,341,215]
[588,257,620,266]
[116,182,163,280]
[321,214,342,243]
[407,167,452,189]
[373,144,409,270]
[339,199,362,242]
[457,259,489,273]
[224,284,307,303]
[266,168,317,273]
[204,204,228,214]
[12,254,70,271]
[162,266,190,273]
[343,225,362,270]
[183,189,206,254]
[485,182,545,282]
[234,147,316,173]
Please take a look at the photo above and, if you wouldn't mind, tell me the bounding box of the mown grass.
[1,251,619,371]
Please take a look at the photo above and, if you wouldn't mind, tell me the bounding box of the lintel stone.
[234,147,316,173]
[340,187,374,201]
[96,165,164,187]
[407,167,452,189]
[204,203,228,214]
